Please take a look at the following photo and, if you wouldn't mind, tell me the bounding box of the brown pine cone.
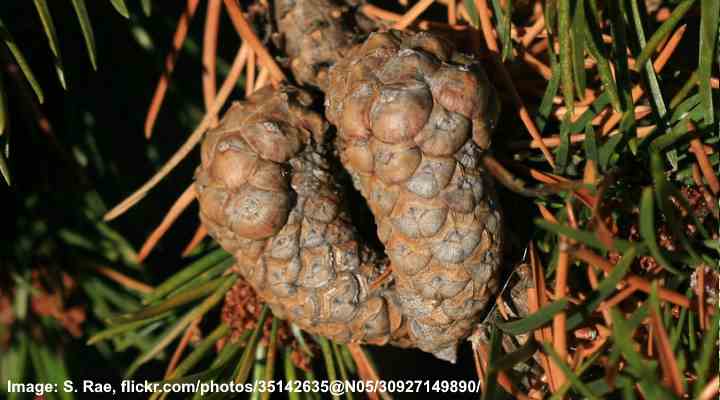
[325,30,503,362]
[274,0,355,89]
[195,86,406,346]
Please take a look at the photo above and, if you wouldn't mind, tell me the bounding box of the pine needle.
[144,0,201,138]
[137,183,196,262]
[182,225,209,257]
[202,0,222,126]
[392,0,435,30]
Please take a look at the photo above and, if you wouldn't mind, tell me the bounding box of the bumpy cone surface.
[195,86,407,346]
[325,30,503,362]
[198,0,504,362]
[274,0,355,89]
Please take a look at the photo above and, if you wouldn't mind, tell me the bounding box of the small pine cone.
[195,86,406,346]
[325,30,503,362]
[274,0,356,89]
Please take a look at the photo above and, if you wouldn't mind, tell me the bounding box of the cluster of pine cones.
[194,0,503,363]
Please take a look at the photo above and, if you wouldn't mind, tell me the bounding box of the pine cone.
[195,86,406,346]
[325,30,503,362]
[274,0,355,89]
